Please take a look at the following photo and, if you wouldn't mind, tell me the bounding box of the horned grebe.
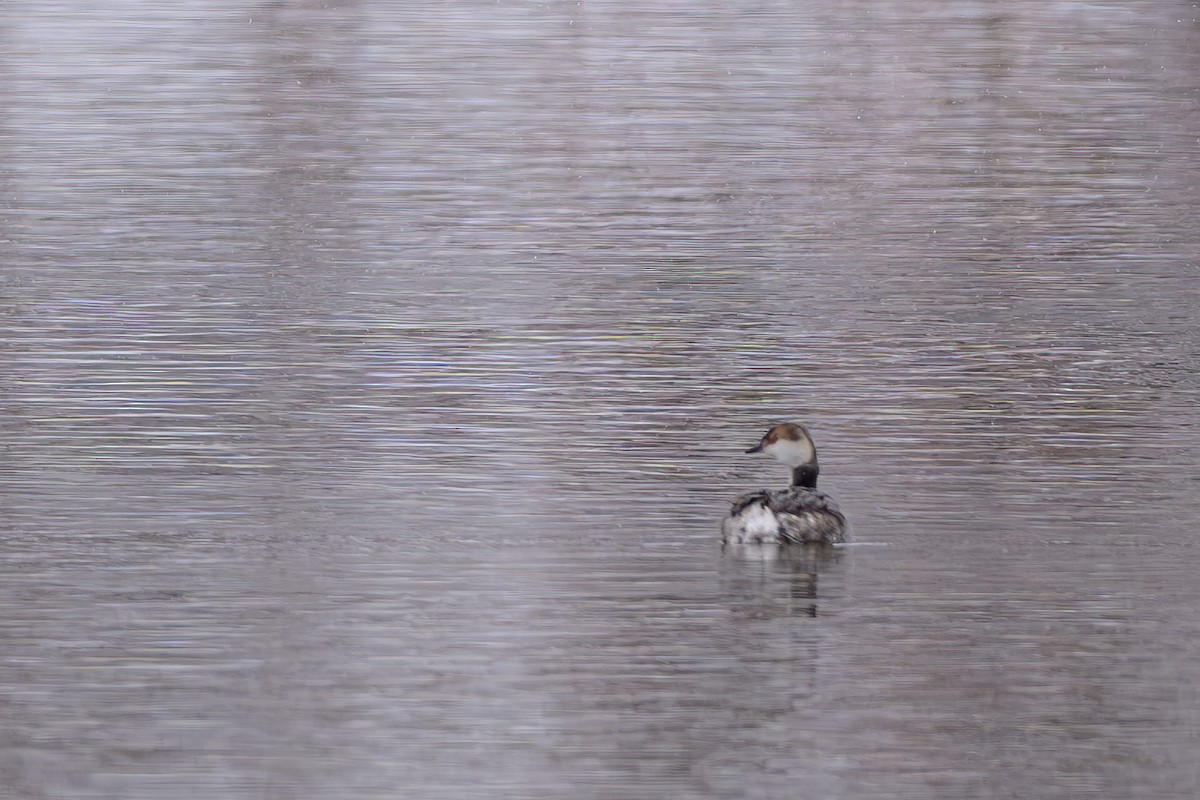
[721,422,847,545]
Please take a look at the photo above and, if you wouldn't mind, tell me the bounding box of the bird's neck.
[791,463,819,489]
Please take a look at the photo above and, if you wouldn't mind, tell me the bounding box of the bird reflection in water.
[720,542,844,619]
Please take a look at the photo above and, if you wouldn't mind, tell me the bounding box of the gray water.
[2,2,1199,798]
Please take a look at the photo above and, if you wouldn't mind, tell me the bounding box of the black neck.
[791,464,819,488]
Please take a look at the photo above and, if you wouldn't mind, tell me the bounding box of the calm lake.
[2,1,1199,798]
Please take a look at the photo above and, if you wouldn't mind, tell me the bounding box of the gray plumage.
[722,487,846,545]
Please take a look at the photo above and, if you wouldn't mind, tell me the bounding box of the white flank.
[722,502,780,544]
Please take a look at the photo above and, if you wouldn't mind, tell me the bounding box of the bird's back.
[723,486,847,545]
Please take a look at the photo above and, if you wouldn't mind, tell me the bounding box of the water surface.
[2,1,1199,798]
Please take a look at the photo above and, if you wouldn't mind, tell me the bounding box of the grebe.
[721,422,847,545]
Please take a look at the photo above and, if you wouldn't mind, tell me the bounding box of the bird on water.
[721,422,847,545]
